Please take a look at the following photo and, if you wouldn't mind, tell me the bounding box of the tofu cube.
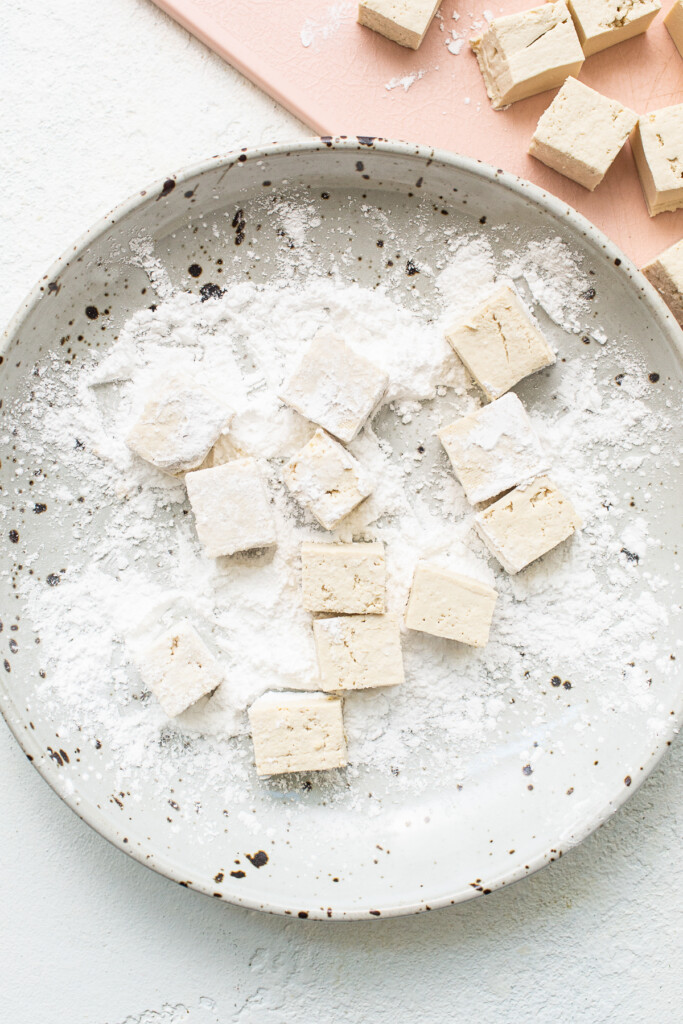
[137,623,223,717]
[632,106,683,216]
[301,541,385,614]
[642,239,683,327]
[248,690,347,776]
[313,614,404,691]
[666,0,683,59]
[283,428,372,531]
[405,563,498,646]
[445,286,556,402]
[279,334,388,444]
[357,0,441,49]
[529,78,637,191]
[470,2,584,110]
[475,475,582,574]
[126,377,233,475]
[568,0,660,56]
[438,393,549,505]
[185,458,276,557]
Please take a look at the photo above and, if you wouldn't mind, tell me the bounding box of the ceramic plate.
[1,140,681,919]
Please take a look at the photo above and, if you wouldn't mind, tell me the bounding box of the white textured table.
[2,3,682,1021]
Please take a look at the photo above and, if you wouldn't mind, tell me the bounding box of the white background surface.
[2,2,682,1021]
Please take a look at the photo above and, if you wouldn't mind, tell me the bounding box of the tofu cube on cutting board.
[185,457,276,557]
[405,563,498,647]
[567,0,661,56]
[137,623,223,718]
[667,0,683,59]
[301,541,386,614]
[313,614,404,691]
[438,392,549,506]
[475,475,582,574]
[280,333,388,444]
[445,285,556,401]
[283,428,372,531]
[631,105,683,216]
[357,0,441,50]
[642,239,683,326]
[470,1,584,110]
[248,690,347,776]
[529,77,637,191]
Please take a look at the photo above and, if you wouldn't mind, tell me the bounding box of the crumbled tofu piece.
[529,77,637,191]
[248,690,347,776]
[438,393,549,505]
[642,239,683,326]
[279,333,388,443]
[568,0,660,56]
[137,623,223,717]
[405,563,498,646]
[301,541,385,613]
[666,0,683,59]
[185,458,276,557]
[283,428,372,530]
[126,377,233,475]
[470,1,584,110]
[313,614,404,691]
[357,0,441,49]
[632,105,683,216]
[475,475,582,574]
[445,286,556,401]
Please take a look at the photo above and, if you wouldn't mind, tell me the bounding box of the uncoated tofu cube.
[248,690,347,776]
[666,0,683,59]
[529,77,637,191]
[475,475,582,574]
[405,563,498,646]
[357,0,441,49]
[279,334,388,444]
[313,614,404,691]
[568,0,661,57]
[185,458,276,557]
[301,541,385,614]
[642,238,683,327]
[631,105,683,216]
[137,623,223,717]
[283,428,372,531]
[126,376,233,475]
[445,286,556,401]
[470,2,584,110]
[438,392,549,505]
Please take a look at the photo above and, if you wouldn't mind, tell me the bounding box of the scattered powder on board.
[1,213,677,815]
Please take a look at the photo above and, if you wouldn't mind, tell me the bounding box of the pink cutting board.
[151,0,683,266]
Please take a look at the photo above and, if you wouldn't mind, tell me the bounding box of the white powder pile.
[2,224,676,808]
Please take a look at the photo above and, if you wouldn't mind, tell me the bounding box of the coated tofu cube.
[642,239,683,326]
[470,2,584,110]
[529,77,637,191]
[475,475,582,574]
[632,105,683,216]
[666,0,683,59]
[248,690,347,776]
[405,563,498,646]
[357,0,441,49]
[279,334,388,443]
[445,286,556,401]
[568,0,660,56]
[137,623,223,717]
[438,392,549,505]
[301,541,385,614]
[126,377,233,475]
[185,458,276,557]
[283,428,372,530]
[313,614,404,691]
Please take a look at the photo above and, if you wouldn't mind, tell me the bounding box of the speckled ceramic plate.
[1,140,682,920]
